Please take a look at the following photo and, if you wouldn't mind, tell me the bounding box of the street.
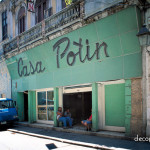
[0,126,96,150]
[0,125,150,150]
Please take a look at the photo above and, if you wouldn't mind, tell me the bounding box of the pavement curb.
[8,129,126,150]
[16,122,132,141]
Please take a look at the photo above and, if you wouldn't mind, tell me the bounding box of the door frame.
[36,88,54,124]
[24,91,28,122]
[98,79,125,132]
[63,84,92,94]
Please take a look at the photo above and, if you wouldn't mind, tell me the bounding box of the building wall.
[0,0,145,136]
[147,51,150,136]
[0,0,11,98]
[0,0,57,99]
[0,60,11,98]
[142,7,150,137]
[84,0,123,17]
[5,6,144,135]
[131,78,143,136]
[7,6,142,91]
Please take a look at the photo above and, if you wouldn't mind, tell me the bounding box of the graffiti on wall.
[53,37,109,68]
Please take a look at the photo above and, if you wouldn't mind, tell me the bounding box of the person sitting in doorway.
[64,108,73,124]
[64,108,71,118]
[81,110,92,131]
[57,107,72,129]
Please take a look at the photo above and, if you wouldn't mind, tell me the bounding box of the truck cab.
[0,98,18,125]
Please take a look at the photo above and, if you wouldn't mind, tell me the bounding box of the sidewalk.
[17,122,127,140]
[11,122,150,150]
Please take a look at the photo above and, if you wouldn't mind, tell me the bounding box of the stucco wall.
[0,60,11,98]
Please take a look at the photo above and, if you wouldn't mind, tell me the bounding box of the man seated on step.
[57,107,72,129]
[81,109,92,131]
[64,108,73,124]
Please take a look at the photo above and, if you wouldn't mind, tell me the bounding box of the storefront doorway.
[24,91,28,121]
[63,85,92,125]
[36,89,54,124]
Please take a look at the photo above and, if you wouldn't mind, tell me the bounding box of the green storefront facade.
[6,6,142,135]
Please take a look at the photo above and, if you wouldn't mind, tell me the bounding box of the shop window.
[35,0,47,24]
[37,90,54,122]
[2,11,7,40]
[18,7,25,34]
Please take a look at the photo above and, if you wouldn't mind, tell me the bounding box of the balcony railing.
[45,3,80,34]
[3,1,82,55]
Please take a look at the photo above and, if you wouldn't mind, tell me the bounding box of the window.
[2,11,7,40]
[18,7,25,34]
[0,100,15,109]
[35,0,47,24]
[37,90,54,122]
[62,0,66,9]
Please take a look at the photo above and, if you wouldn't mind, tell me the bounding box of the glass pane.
[47,91,54,105]
[38,92,46,105]
[43,2,46,18]
[62,0,66,9]
[0,101,14,109]
[38,114,47,120]
[38,5,42,22]
[2,12,5,19]
[38,107,46,113]
[38,107,47,120]
[47,106,54,121]
[5,11,6,18]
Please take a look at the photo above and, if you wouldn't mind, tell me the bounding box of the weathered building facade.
[140,0,150,137]
[0,0,149,137]
[0,0,11,98]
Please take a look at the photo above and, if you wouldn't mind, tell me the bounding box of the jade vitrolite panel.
[6,6,142,92]
[105,84,125,127]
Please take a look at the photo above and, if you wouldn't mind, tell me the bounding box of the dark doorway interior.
[24,91,28,121]
[63,92,92,124]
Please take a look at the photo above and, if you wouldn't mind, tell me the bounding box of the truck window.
[0,101,15,109]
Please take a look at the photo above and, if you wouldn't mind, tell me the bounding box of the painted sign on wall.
[18,58,45,77]
[17,37,109,77]
[53,37,109,68]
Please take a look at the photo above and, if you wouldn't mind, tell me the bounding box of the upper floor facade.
[0,0,147,59]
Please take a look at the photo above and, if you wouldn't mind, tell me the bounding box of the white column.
[59,87,63,109]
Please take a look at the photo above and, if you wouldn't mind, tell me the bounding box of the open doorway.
[63,92,92,124]
[24,91,28,121]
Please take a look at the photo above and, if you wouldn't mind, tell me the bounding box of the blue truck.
[0,98,18,125]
